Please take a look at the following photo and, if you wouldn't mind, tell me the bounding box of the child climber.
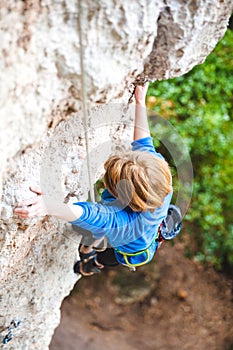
[14,83,182,276]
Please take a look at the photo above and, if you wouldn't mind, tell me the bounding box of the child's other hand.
[134,82,149,105]
[14,187,47,219]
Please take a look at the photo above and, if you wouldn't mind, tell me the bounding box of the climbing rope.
[77,2,148,203]
[77,0,95,203]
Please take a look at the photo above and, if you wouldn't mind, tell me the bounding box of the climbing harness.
[2,319,21,345]
[114,205,182,271]
[114,232,159,271]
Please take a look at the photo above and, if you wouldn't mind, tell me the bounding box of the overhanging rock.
[0,1,232,349]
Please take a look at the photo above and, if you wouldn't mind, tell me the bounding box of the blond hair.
[103,151,172,212]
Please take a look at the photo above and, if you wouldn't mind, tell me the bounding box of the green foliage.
[94,178,105,202]
[148,30,233,271]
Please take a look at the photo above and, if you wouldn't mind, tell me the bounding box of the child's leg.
[72,225,118,275]
[74,248,119,276]
[96,248,119,267]
[72,227,107,276]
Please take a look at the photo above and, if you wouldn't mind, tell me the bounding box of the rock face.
[0,1,232,349]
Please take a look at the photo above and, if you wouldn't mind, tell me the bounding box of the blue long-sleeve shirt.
[70,137,172,253]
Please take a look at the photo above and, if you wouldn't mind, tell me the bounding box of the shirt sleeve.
[69,201,125,240]
[131,136,165,160]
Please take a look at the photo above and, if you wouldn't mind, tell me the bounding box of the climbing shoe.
[73,259,101,275]
[78,246,97,261]
[73,246,104,275]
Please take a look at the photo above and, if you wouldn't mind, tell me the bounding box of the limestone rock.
[0,104,134,349]
[142,0,233,80]
[0,0,232,349]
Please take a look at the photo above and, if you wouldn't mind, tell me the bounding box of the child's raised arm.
[134,82,150,141]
